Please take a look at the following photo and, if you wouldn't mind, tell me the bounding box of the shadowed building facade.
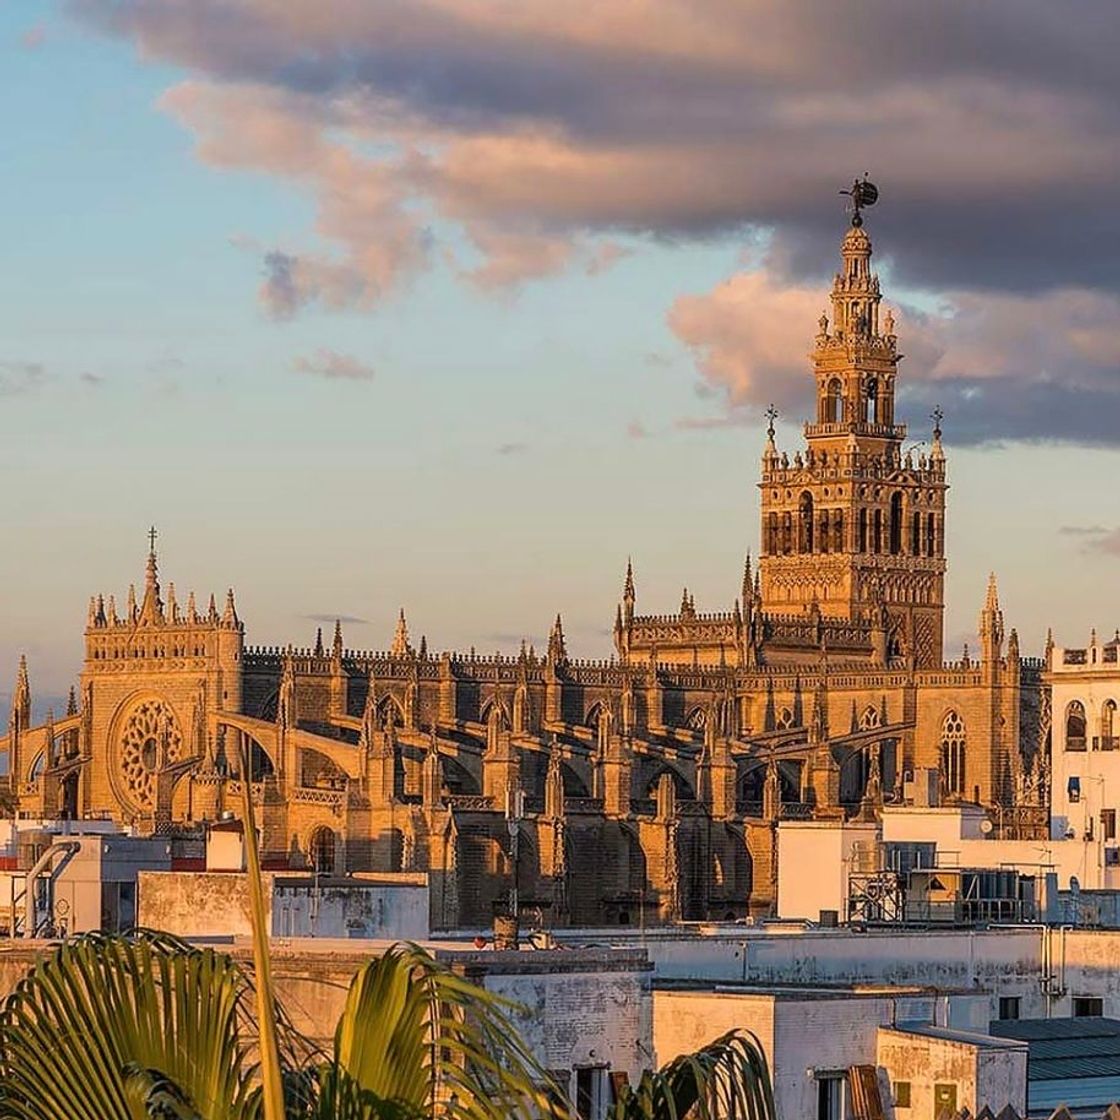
[0,209,1046,928]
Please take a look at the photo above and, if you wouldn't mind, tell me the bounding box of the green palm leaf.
[315,943,567,1120]
[608,1030,776,1120]
[0,930,260,1120]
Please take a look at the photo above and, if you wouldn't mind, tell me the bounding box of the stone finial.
[67,686,77,716]
[985,571,1000,613]
[390,609,410,657]
[313,627,324,658]
[207,593,218,623]
[222,589,238,627]
[548,614,567,663]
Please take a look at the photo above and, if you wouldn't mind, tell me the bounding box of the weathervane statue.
[840,174,879,227]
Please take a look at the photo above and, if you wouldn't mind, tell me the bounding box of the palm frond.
[0,929,259,1120]
[318,943,569,1120]
[608,1030,776,1120]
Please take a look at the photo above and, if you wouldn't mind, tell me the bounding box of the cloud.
[1060,526,1120,557]
[626,421,648,439]
[667,253,1120,446]
[496,441,528,456]
[0,362,47,395]
[21,24,46,49]
[292,348,376,381]
[68,0,1120,312]
[304,613,370,625]
[79,372,105,387]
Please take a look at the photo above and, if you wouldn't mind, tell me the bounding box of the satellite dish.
[980,819,994,835]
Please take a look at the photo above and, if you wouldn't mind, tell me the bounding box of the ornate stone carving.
[118,697,182,808]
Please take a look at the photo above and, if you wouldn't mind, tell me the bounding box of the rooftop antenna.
[840,174,879,227]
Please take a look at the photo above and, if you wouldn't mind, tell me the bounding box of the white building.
[1047,632,1120,878]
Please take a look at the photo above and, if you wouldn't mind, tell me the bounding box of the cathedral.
[1,197,1045,928]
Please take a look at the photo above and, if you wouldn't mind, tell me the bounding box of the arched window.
[776,707,795,730]
[1066,701,1087,751]
[858,508,868,553]
[782,512,793,555]
[799,492,814,553]
[684,706,707,732]
[825,379,843,423]
[926,513,936,558]
[889,492,904,555]
[941,711,967,796]
[1103,700,1117,750]
[833,511,844,553]
[819,509,830,554]
[866,380,879,424]
[767,512,779,555]
[872,509,883,554]
[309,827,336,874]
[911,511,921,554]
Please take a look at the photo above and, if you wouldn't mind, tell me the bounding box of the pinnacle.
[985,571,1000,612]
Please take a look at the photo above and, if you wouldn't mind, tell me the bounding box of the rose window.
[119,699,182,807]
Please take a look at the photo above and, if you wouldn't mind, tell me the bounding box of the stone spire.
[623,557,636,622]
[390,609,411,657]
[333,618,344,660]
[138,526,164,626]
[222,589,239,628]
[67,685,78,717]
[742,551,754,605]
[548,614,567,664]
[979,573,1005,664]
[11,655,30,731]
[314,627,324,658]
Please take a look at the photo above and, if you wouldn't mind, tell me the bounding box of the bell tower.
[757,180,948,668]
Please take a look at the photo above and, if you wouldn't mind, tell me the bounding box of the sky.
[1,1,1118,703]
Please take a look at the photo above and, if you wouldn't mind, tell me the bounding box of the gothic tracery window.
[941,710,966,796]
[118,697,183,808]
[1103,700,1117,749]
[776,707,795,730]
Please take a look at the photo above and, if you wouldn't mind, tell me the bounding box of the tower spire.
[390,609,410,657]
[137,525,164,624]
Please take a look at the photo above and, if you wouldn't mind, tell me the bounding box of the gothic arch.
[940,710,967,797]
[308,826,338,874]
[684,706,708,732]
[1065,700,1087,748]
[1103,699,1117,747]
[642,765,694,802]
[300,747,346,789]
[860,705,881,730]
[377,695,404,727]
[480,698,510,730]
[824,378,842,423]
